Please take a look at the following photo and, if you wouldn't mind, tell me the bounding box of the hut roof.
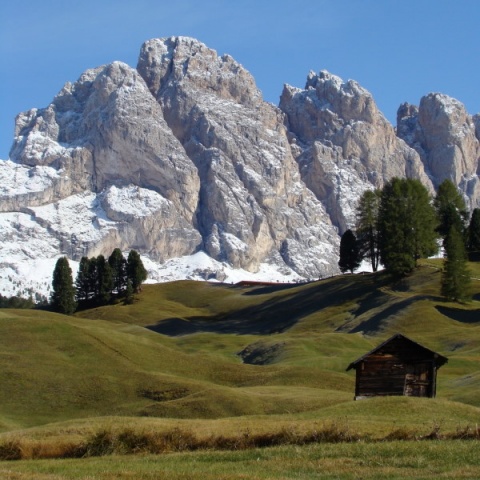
[346,333,448,371]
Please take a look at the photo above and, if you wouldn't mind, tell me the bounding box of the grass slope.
[3,441,480,480]
[1,261,480,443]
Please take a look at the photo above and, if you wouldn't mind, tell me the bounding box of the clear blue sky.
[1,0,479,159]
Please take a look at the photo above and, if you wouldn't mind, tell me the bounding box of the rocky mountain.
[1,36,479,297]
[279,70,433,231]
[397,94,480,208]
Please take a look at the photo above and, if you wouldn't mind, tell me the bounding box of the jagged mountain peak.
[397,91,480,198]
[306,70,372,101]
[138,36,262,109]
[1,36,480,298]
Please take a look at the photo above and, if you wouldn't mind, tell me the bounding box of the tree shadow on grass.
[346,297,419,335]
[147,274,389,336]
[435,305,480,324]
[337,291,439,335]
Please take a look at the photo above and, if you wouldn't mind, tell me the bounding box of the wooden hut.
[346,334,448,400]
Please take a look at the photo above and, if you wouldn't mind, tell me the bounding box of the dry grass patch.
[2,419,480,461]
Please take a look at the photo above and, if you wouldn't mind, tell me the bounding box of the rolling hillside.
[1,261,480,440]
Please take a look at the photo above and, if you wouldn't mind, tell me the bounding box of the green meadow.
[1,260,480,478]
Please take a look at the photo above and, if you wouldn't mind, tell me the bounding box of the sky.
[1,0,479,159]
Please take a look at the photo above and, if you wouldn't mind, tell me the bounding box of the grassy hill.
[1,260,480,447]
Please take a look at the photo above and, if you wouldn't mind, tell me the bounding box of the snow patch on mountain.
[0,210,64,299]
[101,185,170,217]
[0,160,60,196]
[30,191,116,247]
[143,251,304,284]
[0,248,305,300]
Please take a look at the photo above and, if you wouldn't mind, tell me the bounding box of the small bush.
[84,429,117,457]
[154,428,199,452]
[0,440,22,460]
[449,424,480,440]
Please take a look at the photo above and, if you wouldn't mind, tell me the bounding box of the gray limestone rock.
[2,36,479,290]
[280,70,432,231]
[137,37,339,277]
[397,93,480,208]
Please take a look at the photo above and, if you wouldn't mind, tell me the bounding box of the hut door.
[404,363,429,397]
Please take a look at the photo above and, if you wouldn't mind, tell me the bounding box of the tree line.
[50,248,147,314]
[339,177,477,302]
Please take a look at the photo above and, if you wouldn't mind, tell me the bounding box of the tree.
[467,208,480,256]
[124,279,134,305]
[87,256,99,300]
[338,229,361,274]
[108,248,127,295]
[356,189,381,272]
[75,256,91,304]
[51,257,76,314]
[442,225,471,302]
[378,178,438,276]
[126,250,147,292]
[434,179,467,244]
[96,255,113,304]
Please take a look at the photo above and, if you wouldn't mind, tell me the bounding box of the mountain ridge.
[1,36,479,297]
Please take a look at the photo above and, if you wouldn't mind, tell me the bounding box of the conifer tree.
[378,178,438,276]
[108,248,127,295]
[434,179,467,245]
[338,229,361,274]
[87,256,99,300]
[467,208,480,256]
[442,225,471,302]
[356,189,381,272]
[75,256,91,304]
[96,255,113,304]
[127,250,147,292]
[51,257,76,314]
[124,279,134,305]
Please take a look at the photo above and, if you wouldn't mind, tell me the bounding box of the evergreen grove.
[340,177,479,302]
[51,248,147,314]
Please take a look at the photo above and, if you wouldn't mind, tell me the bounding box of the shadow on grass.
[345,295,442,335]
[147,273,390,336]
[435,305,480,324]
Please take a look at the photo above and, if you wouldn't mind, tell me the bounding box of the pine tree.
[108,248,127,295]
[127,250,147,293]
[75,256,91,304]
[338,229,361,274]
[378,178,438,276]
[434,179,467,245]
[124,279,134,305]
[467,208,480,257]
[356,189,381,272]
[51,257,76,314]
[87,256,99,300]
[442,225,471,302]
[96,255,113,305]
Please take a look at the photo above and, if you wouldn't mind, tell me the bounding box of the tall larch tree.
[442,225,471,302]
[434,179,468,245]
[96,255,113,304]
[51,257,76,314]
[378,178,438,276]
[356,189,381,272]
[338,229,361,274]
[75,256,91,304]
[467,208,480,257]
[127,250,147,293]
[108,248,127,295]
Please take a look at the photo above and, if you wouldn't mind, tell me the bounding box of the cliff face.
[135,38,338,277]
[397,93,480,209]
[1,36,479,294]
[279,70,433,231]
